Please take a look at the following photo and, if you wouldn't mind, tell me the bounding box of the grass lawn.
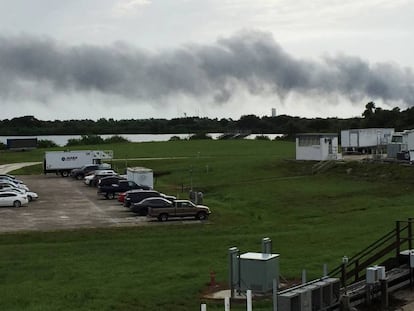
[1,140,414,310]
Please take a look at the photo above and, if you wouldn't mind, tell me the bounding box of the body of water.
[0,133,284,147]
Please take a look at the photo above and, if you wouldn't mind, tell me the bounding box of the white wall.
[296,136,339,161]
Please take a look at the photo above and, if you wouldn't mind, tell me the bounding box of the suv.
[70,164,111,180]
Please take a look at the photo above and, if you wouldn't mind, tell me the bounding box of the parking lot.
[0,175,149,233]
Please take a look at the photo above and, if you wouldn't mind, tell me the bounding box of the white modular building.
[296,133,341,161]
[341,128,394,154]
[126,167,154,189]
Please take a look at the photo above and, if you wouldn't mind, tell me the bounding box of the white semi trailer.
[341,128,394,154]
[44,150,113,177]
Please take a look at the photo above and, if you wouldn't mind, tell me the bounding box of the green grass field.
[1,140,414,310]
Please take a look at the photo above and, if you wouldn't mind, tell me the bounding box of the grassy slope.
[1,140,414,310]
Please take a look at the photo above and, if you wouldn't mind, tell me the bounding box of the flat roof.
[240,252,279,261]
[296,133,338,137]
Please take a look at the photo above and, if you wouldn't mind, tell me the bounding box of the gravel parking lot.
[0,175,149,233]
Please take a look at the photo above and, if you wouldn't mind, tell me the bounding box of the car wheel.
[13,200,21,208]
[76,174,83,180]
[61,171,69,177]
[158,214,168,222]
[197,212,207,220]
[28,195,32,202]
[107,192,115,200]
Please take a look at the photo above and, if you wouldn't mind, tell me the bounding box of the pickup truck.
[147,199,211,221]
[97,180,151,199]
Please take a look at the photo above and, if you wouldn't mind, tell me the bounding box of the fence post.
[354,259,359,282]
[396,221,401,261]
[409,218,413,250]
[224,297,230,311]
[246,290,252,311]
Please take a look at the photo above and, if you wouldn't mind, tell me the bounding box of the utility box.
[126,167,154,189]
[239,252,279,293]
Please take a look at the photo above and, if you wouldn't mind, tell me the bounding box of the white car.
[0,187,38,202]
[0,180,29,191]
[0,191,28,207]
[84,170,117,186]
[26,191,39,202]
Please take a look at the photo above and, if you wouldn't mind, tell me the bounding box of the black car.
[70,164,110,180]
[97,175,126,187]
[130,197,173,216]
[97,180,151,199]
[123,190,161,208]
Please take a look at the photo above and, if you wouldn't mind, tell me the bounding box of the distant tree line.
[2,103,414,138]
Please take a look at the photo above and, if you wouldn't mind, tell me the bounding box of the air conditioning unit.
[314,278,340,308]
[278,291,300,311]
[305,284,322,311]
[294,287,312,311]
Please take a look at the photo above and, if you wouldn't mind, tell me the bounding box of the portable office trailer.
[126,167,154,189]
[341,128,394,154]
[296,133,340,161]
[387,131,409,159]
[44,150,113,177]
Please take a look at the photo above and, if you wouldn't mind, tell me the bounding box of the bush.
[255,135,270,140]
[37,139,58,148]
[66,135,104,146]
[104,135,130,144]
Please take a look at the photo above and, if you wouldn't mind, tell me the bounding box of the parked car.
[89,170,119,187]
[130,197,173,216]
[26,191,39,202]
[0,180,29,191]
[0,176,25,185]
[118,191,127,203]
[0,191,29,207]
[147,199,211,221]
[84,170,117,186]
[70,163,111,180]
[124,190,161,208]
[124,190,176,208]
[97,180,151,199]
[98,175,126,188]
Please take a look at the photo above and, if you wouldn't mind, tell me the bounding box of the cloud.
[0,31,413,110]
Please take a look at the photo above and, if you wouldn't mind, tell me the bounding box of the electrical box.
[377,266,386,280]
[366,267,379,284]
[410,250,414,268]
[239,252,279,293]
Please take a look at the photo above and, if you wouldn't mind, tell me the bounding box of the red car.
[118,192,127,203]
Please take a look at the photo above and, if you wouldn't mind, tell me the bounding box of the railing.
[329,218,414,287]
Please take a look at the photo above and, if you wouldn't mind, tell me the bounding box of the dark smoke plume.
[0,31,413,105]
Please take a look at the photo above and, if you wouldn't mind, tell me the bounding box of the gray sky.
[1,0,413,120]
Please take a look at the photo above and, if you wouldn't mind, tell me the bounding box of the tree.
[362,101,376,119]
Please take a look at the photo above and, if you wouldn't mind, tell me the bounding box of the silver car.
[0,191,28,207]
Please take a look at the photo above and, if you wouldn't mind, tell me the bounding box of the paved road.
[0,162,41,174]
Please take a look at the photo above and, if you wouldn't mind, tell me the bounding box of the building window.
[298,136,320,146]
